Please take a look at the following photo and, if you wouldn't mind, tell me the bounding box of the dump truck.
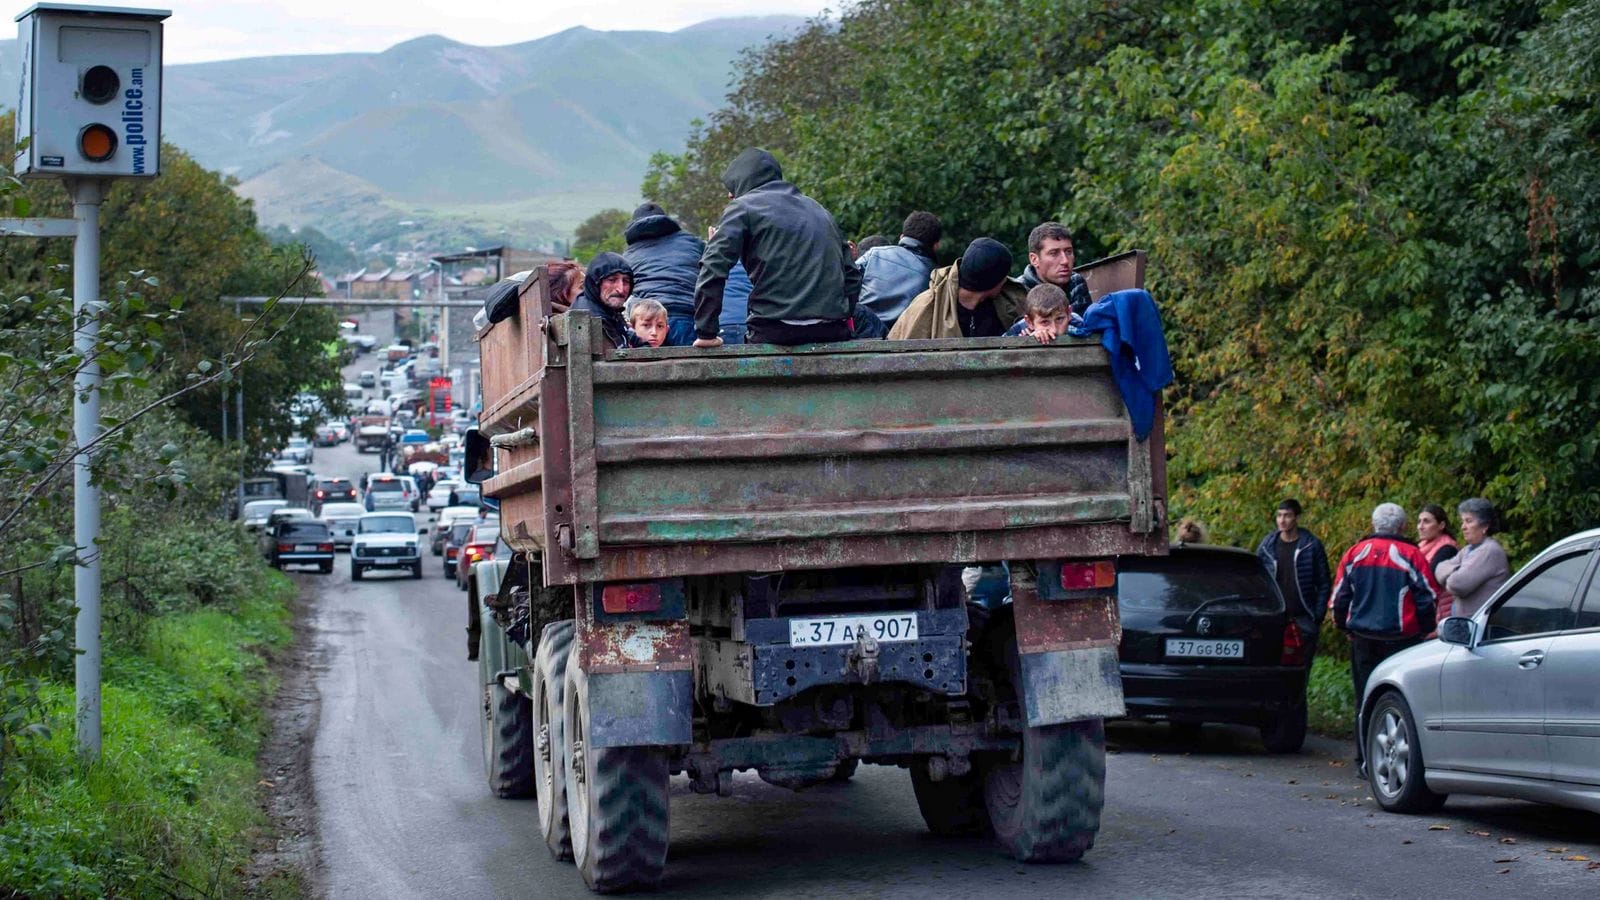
[464,252,1167,893]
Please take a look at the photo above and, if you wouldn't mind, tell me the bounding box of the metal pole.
[437,263,449,371]
[236,298,245,515]
[69,178,106,761]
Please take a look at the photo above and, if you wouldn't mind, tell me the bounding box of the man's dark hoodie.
[694,148,861,339]
[622,202,705,320]
[571,252,638,350]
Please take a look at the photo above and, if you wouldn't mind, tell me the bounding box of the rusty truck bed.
[477,252,1167,585]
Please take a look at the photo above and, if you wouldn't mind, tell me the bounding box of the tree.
[571,208,630,261]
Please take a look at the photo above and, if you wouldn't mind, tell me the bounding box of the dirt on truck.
[462,251,1168,893]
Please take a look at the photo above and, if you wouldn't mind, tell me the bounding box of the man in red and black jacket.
[1331,502,1441,767]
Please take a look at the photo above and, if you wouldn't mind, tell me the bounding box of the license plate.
[1165,638,1244,659]
[371,559,400,566]
[790,614,919,647]
[294,544,318,552]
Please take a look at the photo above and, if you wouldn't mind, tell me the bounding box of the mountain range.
[1,17,800,251]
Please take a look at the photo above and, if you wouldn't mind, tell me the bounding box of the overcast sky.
[6,0,829,63]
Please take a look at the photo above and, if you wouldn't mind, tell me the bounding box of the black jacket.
[694,149,861,338]
[572,253,639,350]
[623,213,704,319]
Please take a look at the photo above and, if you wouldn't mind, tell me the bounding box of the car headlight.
[405,544,417,554]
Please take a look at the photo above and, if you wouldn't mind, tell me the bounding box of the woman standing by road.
[1416,504,1459,620]
[1433,498,1511,619]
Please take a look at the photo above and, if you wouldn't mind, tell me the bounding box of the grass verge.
[0,574,294,898]
[1307,654,1356,739]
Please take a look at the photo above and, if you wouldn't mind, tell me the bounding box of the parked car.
[442,521,475,578]
[241,499,288,532]
[261,520,334,572]
[1116,543,1311,753]
[426,479,461,513]
[430,505,480,554]
[350,512,422,580]
[1361,528,1600,815]
[320,501,366,550]
[454,522,500,591]
[358,370,378,389]
[363,474,413,512]
[311,477,358,511]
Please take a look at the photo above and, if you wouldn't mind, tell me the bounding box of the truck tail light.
[602,583,662,614]
[1281,622,1307,666]
[1060,560,1116,591]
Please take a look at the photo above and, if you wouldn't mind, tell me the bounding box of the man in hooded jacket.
[693,148,862,347]
[623,202,705,346]
[571,252,640,350]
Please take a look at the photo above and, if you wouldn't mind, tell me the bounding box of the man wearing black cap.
[571,252,641,350]
[693,148,861,347]
[623,201,704,346]
[887,238,1027,340]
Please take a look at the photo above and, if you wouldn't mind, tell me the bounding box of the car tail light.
[315,490,326,498]
[276,543,292,552]
[446,547,458,559]
[318,543,334,552]
[1281,622,1307,666]
[1060,560,1116,591]
[602,583,663,614]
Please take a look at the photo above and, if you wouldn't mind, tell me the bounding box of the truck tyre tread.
[480,637,535,798]
[984,636,1105,863]
[565,661,670,892]
[911,760,990,835]
[534,620,575,861]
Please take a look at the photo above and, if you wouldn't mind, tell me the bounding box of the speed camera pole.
[9,3,170,761]
[69,178,107,758]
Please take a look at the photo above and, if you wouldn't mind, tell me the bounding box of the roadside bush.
[0,565,292,897]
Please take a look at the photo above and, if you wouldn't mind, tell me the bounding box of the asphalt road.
[297,339,1600,899]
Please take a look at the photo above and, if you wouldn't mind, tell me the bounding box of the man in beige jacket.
[887,238,1027,340]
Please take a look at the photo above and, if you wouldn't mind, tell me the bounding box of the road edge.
[246,576,327,897]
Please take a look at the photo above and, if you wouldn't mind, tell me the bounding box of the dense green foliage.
[0,562,293,897]
[645,0,1600,563]
[572,207,630,262]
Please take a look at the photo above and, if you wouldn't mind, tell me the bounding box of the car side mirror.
[464,428,493,485]
[1437,616,1477,647]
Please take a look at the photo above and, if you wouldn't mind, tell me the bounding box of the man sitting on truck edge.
[855,211,942,330]
[572,252,642,350]
[623,201,704,346]
[1013,222,1093,315]
[692,148,862,347]
[888,237,1026,339]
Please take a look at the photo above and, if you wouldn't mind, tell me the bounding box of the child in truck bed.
[1004,282,1081,343]
[627,297,671,348]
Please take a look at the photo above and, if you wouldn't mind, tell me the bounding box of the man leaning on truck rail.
[692,148,862,347]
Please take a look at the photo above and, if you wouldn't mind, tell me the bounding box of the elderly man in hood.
[888,238,1028,340]
[622,202,705,346]
[693,148,862,347]
[572,252,641,349]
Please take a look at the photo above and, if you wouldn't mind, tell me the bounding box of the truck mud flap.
[575,619,693,749]
[1010,562,1125,727]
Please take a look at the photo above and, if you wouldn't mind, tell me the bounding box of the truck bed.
[477,252,1166,585]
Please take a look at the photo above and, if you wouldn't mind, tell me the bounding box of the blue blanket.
[1069,289,1173,440]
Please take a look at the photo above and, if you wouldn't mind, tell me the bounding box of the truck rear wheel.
[564,660,670,892]
[479,640,535,798]
[910,760,990,835]
[983,638,1105,862]
[533,620,575,861]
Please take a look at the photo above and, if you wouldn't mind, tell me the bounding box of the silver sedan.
[1360,527,1600,815]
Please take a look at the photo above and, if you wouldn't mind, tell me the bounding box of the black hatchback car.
[1116,544,1311,753]
[312,477,357,511]
[262,520,335,573]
